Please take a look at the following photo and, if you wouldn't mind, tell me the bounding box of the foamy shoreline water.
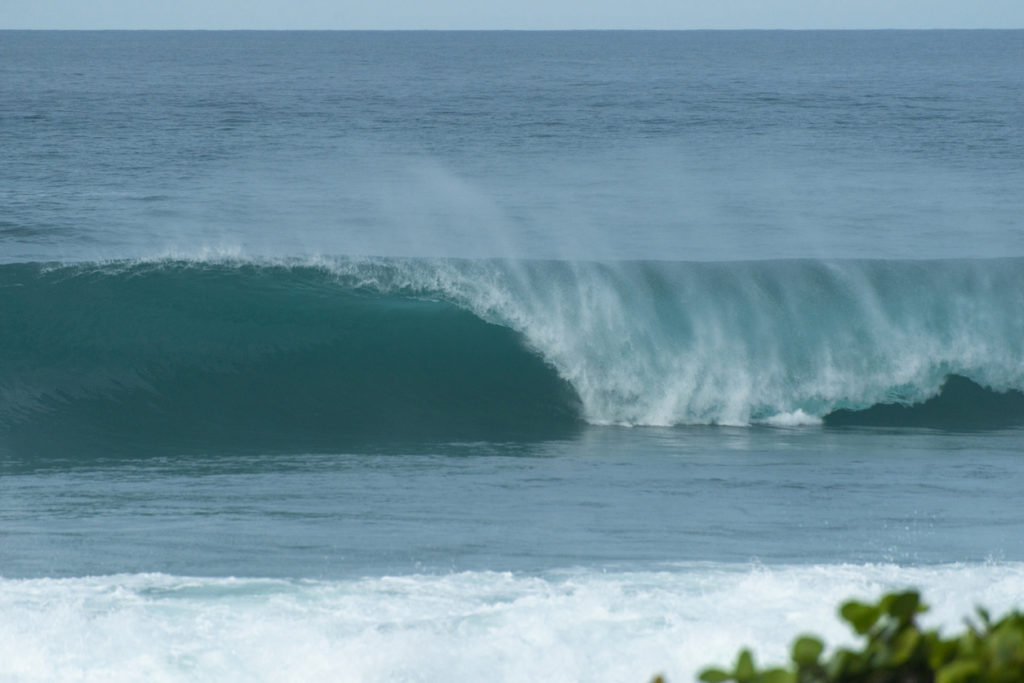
[2,563,1021,682]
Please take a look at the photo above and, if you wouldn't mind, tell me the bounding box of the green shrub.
[660,590,1024,683]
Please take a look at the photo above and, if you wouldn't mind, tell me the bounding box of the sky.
[3,0,1024,30]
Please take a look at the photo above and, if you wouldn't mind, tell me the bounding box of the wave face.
[2,257,1024,453]
[0,260,581,454]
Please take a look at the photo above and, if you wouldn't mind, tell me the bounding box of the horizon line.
[3,27,1023,32]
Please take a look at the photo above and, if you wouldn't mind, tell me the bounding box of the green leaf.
[958,631,981,657]
[886,591,922,622]
[734,650,755,683]
[791,636,824,666]
[989,626,1024,665]
[841,601,881,634]
[890,627,920,665]
[699,668,732,683]
[825,649,855,679]
[687,593,1024,683]
[936,660,981,683]
[755,668,794,683]
[927,637,957,670]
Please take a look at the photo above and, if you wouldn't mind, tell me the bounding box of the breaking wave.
[2,256,1023,454]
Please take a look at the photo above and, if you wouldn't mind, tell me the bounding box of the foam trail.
[1,563,1022,682]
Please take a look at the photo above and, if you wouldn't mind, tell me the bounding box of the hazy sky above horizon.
[4,0,1024,30]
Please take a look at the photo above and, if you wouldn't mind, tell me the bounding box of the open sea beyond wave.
[2,30,1023,682]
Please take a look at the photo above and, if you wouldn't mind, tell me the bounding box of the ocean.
[1,30,1023,681]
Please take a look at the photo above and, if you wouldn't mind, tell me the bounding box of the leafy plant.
[660,590,1024,683]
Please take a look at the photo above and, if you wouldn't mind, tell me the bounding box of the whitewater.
[2,30,1024,683]
[3,565,1024,682]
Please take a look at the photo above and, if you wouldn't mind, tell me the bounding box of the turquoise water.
[1,30,1023,682]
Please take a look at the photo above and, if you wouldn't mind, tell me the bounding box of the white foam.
[760,409,824,427]
[2,563,1021,682]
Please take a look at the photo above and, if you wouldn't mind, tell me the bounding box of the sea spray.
[320,256,1024,425]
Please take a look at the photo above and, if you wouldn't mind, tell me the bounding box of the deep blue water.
[1,31,1023,682]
